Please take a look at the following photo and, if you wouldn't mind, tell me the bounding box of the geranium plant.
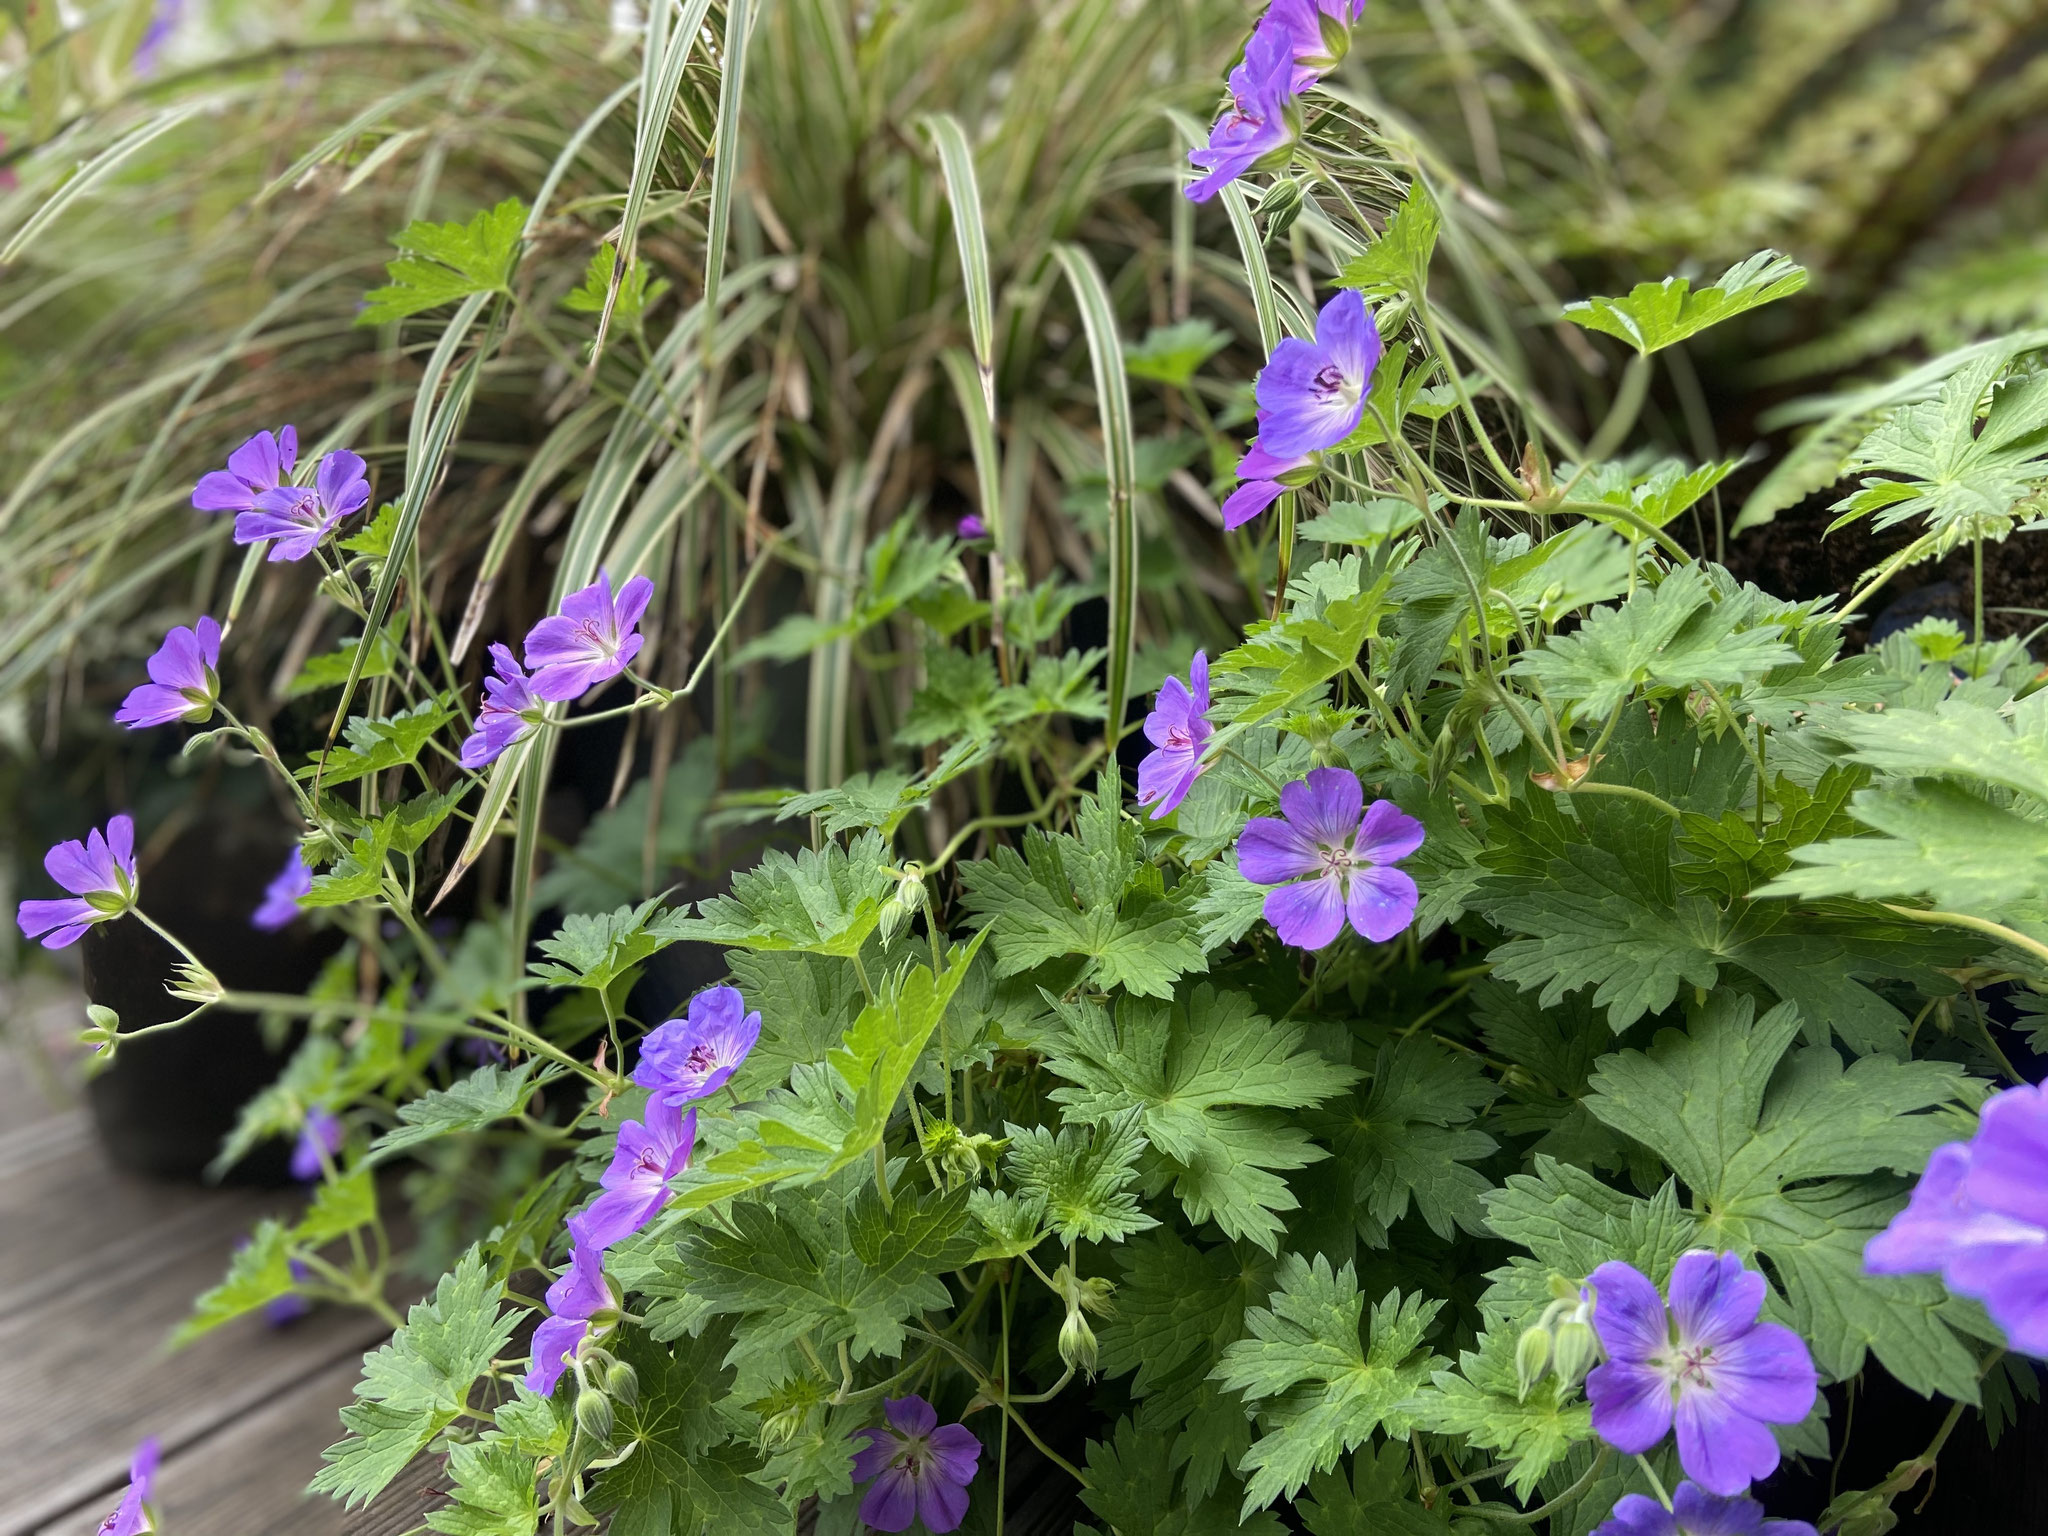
[21,3,2048,1535]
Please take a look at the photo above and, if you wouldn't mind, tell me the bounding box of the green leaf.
[1338,180,1440,299]
[175,1217,296,1345]
[1124,318,1232,388]
[669,831,894,957]
[956,777,1204,998]
[1043,985,1358,1251]
[1295,1442,1451,1535]
[1582,995,1986,1398]
[287,622,401,699]
[1562,249,1808,355]
[303,700,455,787]
[313,1246,519,1507]
[297,1168,376,1243]
[528,896,689,992]
[1510,565,1801,724]
[1081,1415,1286,1536]
[561,240,669,330]
[776,769,923,837]
[338,501,402,559]
[1003,1106,1160,1244]
[679,1173,977,1364]
[360,198,527,324]
[1315,1035,1499,1245]
[738,514,956,664]
[425,1439,540,1536]
[1213,1256,1447,1516]
[1832,346,2048,542]
[367,1062,552,1164]
[586,1328,783,1536]
[1410,1327,1593,1500]
[827,938,985,1175]
[1295,497,1425,548]
[1570,455,1741,532]
[1218,553,1391,718]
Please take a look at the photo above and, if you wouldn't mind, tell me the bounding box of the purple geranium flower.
[17,815,139,949]
[1136,652,1212,819]
[114,615,221,730]
[1866,1081,2048,1356]
[957,513,988,540]
[1220,413,1319,529]
[132,0,183,76]
[580,1096,698,1248]
[1237,769,1422,949]
[1595,1482,1818,1536]
[192,426,297,513]
[251,847,313,932]
[461,643,544,769]
[233,449,370,562]
[1256,0,1367,91]
[265,1258,314,1327]
[1186,24,1299,204]
[851,1395,981,1534]
[525,1215,614,1396]
[1253,288,1382,459]
[522,570,654,703]
[634,985,762,1106]
[1586,1251,1818,1498]
[95,1435,160,1536]
[291,1106,344,1182]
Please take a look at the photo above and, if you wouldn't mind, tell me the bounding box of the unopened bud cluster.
[1052,1262,1116,1379]
[1515,1272,1601,1402]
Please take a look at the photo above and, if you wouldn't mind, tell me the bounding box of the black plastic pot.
[82,812,341,1184]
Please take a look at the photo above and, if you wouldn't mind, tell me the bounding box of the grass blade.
[1,99,213,262]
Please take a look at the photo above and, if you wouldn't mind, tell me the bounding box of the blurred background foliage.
[3,0,2048,909]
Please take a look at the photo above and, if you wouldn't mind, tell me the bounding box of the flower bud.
[603,1358,639,1409]
[1258,175,1307,238]
[167,961,225,1004]
[1059,1307,1100,1378]
[1316,9,1353,69]
[879,863,927,946]
[1551,1317,1599,1390]
[1514,1325,1552,1402]
[574,1387,614,1444]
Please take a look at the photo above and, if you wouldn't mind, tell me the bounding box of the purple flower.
[1186,24,1299,203]
[460,643,544,769]
[192,427,298,513]
[1256,0,1367,91]
[114,616,221,730]
[957,513,988,540]
[633,985,762,1106]
[1594,1482,1818,1536]
[1237,769,1422,949]
[580,1096,697,1248]
[1136,652,1212,819]
[1253,289,1382,459]
[1866,1081,2048,1357]
[250,847,313,932]
[1220,415,1319,530]
[524,1215,614,1396]
[291,1107,344,1181]
[851,1395,981,1534]
[265,1258,314,1327]
[95,1435,160,1536]
[132,0,184,76]
[233,448,370,562]
[17,815,138,949]
[1586,1252,1818,1498]
[522,570,654,702]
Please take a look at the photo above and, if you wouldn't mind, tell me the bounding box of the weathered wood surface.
[0,981,400,1536]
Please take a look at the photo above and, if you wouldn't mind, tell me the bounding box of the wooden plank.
[0,1230,392,1535]
[33,1354,365,1536]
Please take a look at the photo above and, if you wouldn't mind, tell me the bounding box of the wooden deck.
[0,976,426,1536]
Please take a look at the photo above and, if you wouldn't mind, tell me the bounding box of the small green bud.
[878,863,927,945]
[167,960,225,1004]
[1059,1308,1100,1378]
[1546,1272,1582,1304]
[574,1387,614,1443]
[1551,1318,1599,1390]
[603,1358,639,1409]
[80,1004,121,1068]
[1514,1325,1552,1402]
[1258,175,1307,238]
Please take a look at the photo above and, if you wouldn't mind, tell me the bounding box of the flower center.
[1312,362,1354,404]
[684,1042,719,1074]
[276,487,322,525]
[1165,725,1193,750]
[1318,840,1357,884]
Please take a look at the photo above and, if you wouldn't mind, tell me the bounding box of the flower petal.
[884,1395,939,1437]
[1315,288,1382,392]
[1707,1319,1817,1425]
[850,1426,898,1483]
[115,683,196,730]
[917,1466,972,1533]
[1255,337,1362,458]
[927,1422,982,1485]
[1865,1143,1977,1274]
[1585,1358,1673,1454]
[1264,872,1347,949]
[1136,745,1203,819]
[225,430,282,492]
[316,449,369,512]
[1236,814,1322,884]
[1588,1259,1669,1365]
[614,573,655,635]
[1667,1482,1770,1536]
[523,1315,587,1395]
[1673,1380,1783,1496]
[1590,1493,1679,1536]
[1355,798,1425,865]
[1668,1250,1765,1352]
[192,469,259,513]
[858,1465,918,1532]
[106,815,135,876]
[1279,766,1364,851]
[1221,476,1288,530]
[1964,1082,2048,1230]
[1345,864,1418,942]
